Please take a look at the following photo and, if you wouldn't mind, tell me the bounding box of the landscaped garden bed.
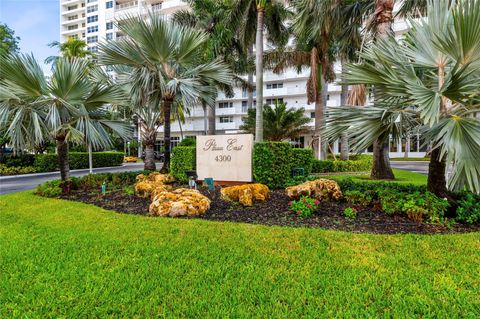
[53,170,480,235]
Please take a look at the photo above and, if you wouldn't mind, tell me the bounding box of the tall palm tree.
[325,0,480,197]
[99,13,232,173]
[240,101,311,141]
[173,0,252,136]
[0,54,129,181]
[45,38,94,64]
[230,0,289,142]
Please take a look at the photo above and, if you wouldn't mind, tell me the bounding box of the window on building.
[291,137,305,148]
[265,98,284,105]
[67,15,78,21]
[266,83,283,89]
[87,36,98,44]
[87,26,98,33]
[218,102,233,108]
[106,33,113,40]
[242,88,256,98]
[310,112,315,119]
[88,46,98,53]
[87,5,98,13]
[327,94,330,101]
[106,1,114,9]
[106,22,113,30]
[67,25,78,31]
[219,116,234,123]
[171,137,180,148]
[241,101,248,112]
[87,15,98,23]
[67,5,78,11]
[87,0,97,3]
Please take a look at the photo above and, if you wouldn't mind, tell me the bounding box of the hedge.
[0,154,36,167]
[291,148,314,176]
[170,146,196,183]
[312,155,373,173]
[33,152,124,172]
[253,142,293,189]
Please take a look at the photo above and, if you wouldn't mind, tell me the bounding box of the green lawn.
[321,168,427,186]
[1,191,479,318]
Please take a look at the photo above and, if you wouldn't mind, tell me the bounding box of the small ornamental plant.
[289,196,320,218]
[344,207,358,220]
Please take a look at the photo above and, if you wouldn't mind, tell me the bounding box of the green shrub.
[253,142,293,189]
[34,152,124,172]
[291,148,314,176]
[289,196,320,218]
[123,185,135,196]
[344,207,358,220]
[343,190,374,206]
[0,164,36,175]
[456,193,480,224]
[178,137,196,147]
[337,178,427,194]
[312,155,373,173]
[34,180,62,198]
[0,154,36,167]
[170,146,196,183]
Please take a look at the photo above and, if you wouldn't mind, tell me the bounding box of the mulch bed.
[60,187,480,235]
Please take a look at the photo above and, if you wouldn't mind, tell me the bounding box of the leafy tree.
[99,13,232,172]
[240,101,311,141]
[0,23,20,55]
[325,0,480,197]
[0,55,129,181]
[45,38,94,64]
[230,0,289,142]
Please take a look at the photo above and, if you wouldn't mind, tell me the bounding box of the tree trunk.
[203,104,208,135]
[160,98,172,173]
[314,77,327,160]
[254,9,264,142]
[371,138,394,180]
[340,62,349,160]
[208,104,216,135]
[143,128,156,171]
[56,136,70,181]
[427,147,450,198]
[247,45,254,109]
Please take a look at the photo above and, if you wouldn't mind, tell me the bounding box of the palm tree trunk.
[143,128,156,171]
[371,138,394,180]
[314,79,326,160]
[247,45,254,109]
[160,98,173,173]
[203,104,208,135]
[254,8,265,142]
[340,62,349,160]
[208,104,216,135]
[56,136,70,181]
[427,147,451,199]
[370,0,395,180]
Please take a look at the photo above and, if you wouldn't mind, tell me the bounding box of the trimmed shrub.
[456,192,480,224]
[34,152,124,172]
[312,155,373,173]
[171,146,196,183]
[0,164,36,175]
[253,142,293,189]
[291,148,314,176]
[178,137,196,147]
[0,154,36,167]
[34,180,62,198]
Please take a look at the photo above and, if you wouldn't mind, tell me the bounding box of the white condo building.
[59,0,427,157]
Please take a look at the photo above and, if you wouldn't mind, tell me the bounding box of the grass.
[1,191,480,318]
[321,168,427,186]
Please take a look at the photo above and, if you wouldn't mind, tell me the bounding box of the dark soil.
[60,187,480,235]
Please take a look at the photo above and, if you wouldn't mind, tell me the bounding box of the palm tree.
[0,54,129,181]
[326,0,480,196]
[45,38,94,64]
[230,0,289,142]
[240,101,311,141]
[99,13,232,173]
[173,0,252,136]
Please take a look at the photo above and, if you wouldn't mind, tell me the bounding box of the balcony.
[116,1,138,11]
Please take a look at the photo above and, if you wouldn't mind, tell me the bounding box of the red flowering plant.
[289,196,321,218]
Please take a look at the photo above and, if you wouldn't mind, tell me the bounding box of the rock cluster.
[285,179,342,201]
[134,172,175,198]
[220,183,270,206]
[149,188,211,217]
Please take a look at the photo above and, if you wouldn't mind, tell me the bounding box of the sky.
[0,0,59,73]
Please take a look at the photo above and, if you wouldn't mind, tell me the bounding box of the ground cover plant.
[1,191,480,318]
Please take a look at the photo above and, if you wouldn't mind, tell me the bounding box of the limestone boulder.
[134,172,174,198]
[285,179,342,201]
[220,183,270,206]
[149,188,211,217]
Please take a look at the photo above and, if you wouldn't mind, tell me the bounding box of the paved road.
[0,163,146,195]
[391,161,429,175]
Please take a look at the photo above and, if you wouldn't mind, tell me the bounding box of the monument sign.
[196,134,253,182]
